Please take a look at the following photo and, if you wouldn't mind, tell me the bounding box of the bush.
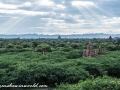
[107,64,120,78]
[70,43,79,49]
[56,76,120,90]
[85,64,103,77]
[0,48,8,54]
[106,45,118,51]
[63,67,89,84]
[80,76,120,90]
[15,45,22,49]
[47,66,89,85]
[61,47,73,52]
[57,43,66,47]
[22,43,31,48]
[32,41,38,48]
[67,50,83,59]
[6,44,14,49]
[37,44,52,52]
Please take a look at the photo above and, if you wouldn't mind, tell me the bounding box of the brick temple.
[83,42,102,57]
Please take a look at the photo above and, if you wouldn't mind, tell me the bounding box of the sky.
[0,0,120,35]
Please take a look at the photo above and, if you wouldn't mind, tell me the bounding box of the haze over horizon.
[0,0,120,35]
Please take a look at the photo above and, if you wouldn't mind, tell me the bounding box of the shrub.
[57,43,66,47]
[106,45,118,51]
[61,47,73,52]
[67,50,83,59]
[85,64,103,77]
[70,43,79,49]
[47,66,89,85]
[56,76,120,90]
[32,41,38,48]
[0,48,8,54]
[22,43,31,48]
[63,67,89,84]
[80,76,120,90]
[15,45,22,49]
[6,44,14,49]
[107,64,120,78]
[37,44,52,52]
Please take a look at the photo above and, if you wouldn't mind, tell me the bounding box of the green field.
[0,38,120,90]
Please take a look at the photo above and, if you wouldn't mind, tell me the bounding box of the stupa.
[83,42,102,57]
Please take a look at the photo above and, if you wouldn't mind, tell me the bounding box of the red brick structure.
[83,42,102,57]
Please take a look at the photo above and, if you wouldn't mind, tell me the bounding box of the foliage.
[67,50,83,59]
[36,43,52,52]
[6,44,14,49]
[22,43,31,48]
[106,45,118,51]
[56,76,120,90]
[0,38,120,89]
[70,43,79,49]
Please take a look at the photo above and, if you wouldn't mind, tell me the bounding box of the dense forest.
[0,37,120,90]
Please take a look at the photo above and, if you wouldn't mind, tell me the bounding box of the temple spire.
[83,42,103,57]
[109,36,112,40]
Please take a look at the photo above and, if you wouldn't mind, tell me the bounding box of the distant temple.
[109,36,112,41]
[83,42,102,57]
[57,35,62,40]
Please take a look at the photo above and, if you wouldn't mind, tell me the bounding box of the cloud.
[0,9,50,16]
[0,2,18,9]
[21,2,32,7]
[71,1,95,6]
[35,0,54,6]
[55,4,66,9]
[0,0,120,34]
[0,2,32,9]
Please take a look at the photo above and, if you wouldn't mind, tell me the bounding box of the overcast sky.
[0,0,120,35]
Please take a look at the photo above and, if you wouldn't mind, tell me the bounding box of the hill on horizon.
[0,33,119,39]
